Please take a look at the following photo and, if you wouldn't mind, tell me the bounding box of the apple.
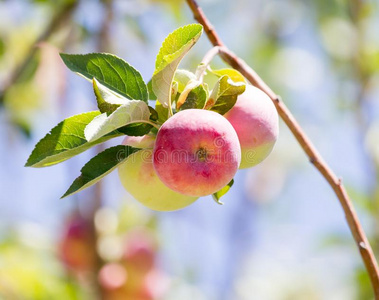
[59,216,96,272]
[98,263,128,291]
[123,229,156,273]
[224,84,279,169]
[122,134,155,149]
[153,109,241,197]
[118,149,198,211]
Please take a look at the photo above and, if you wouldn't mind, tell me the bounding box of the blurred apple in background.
[59,214,97,274]
[123,228,156,273]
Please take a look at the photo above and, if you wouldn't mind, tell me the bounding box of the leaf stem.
[195,46,220,82]
[186,0,379,296]
[168,99,174,118]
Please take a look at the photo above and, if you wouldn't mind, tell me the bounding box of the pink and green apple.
[224,84,279,169]
[118,148,198,211]
[122,134,155,149]
[153,109,241,197]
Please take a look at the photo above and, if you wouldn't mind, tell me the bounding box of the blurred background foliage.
[0,0,379,299]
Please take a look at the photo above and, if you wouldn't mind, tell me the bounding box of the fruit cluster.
[119,84,279,211]
[25,24,279,212]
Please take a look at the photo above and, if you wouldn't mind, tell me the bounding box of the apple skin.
[153,109,241,197]
[122,134,155,149]
[224,85,279,169]
[118,149,198,211]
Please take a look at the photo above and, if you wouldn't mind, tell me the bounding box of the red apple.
[153,109,241,197]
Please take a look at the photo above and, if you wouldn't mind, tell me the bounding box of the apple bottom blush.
[118,149,198,211]
[153,109,241,197]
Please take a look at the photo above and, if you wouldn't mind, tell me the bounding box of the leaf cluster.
[26,24,246,203]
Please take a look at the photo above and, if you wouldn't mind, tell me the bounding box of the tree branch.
[195,46,220,81]
[0,1,78,103]
[185,0,379,296]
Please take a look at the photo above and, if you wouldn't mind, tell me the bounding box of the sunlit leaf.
[84,100,151,142]
[152,24,203,109]
[212,179,234,205]
[147,79,157,100]
[60,53,148,102]
[209,67,246,83]
[93,79,129,114]
[25,111,121,168]
[155,100,169,123]
[174,69,197,92]
[205,75,246,114]
[178,82,208,110]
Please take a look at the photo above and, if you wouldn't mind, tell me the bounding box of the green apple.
[118,149,198,211]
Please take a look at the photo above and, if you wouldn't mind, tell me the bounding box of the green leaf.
[174,69,196,92]
[93,79,128,114]
[148,77,178,102]
[206,75,246,114]
[84,100,151,142]
[25,112,122,168]
[60,53,148,102]
[155,100,169,123]
[62,146,139,198]
[212,179,234,205]
[152,24,203,108]
[117,122,152,137]
[91,91,159,136]
[147,79,157,100]
[178,83,208,110]
[209,67,246,83]
[176,80,200,109]
[148,106,159,121]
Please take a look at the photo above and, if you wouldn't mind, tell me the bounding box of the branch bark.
[185,0,379,297]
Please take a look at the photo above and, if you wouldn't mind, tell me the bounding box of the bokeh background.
[1,0,379,299]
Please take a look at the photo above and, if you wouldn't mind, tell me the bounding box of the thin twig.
[195,45,220,81]
[185,0,379,297]
[348,0,379,279]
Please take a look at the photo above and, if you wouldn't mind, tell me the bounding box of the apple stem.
[167,100,174,118]
[195,46,220,82]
